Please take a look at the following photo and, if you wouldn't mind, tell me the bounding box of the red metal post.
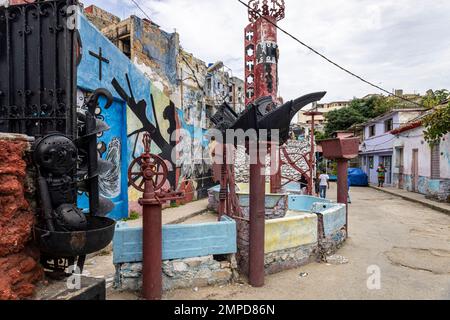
[320,138,359,239]
[244,0,285,287]
[140,192,162,300]
[249,144,265,287]
[309,114,316,195]
[336,159,349,236]
[270,143,282,194]
[128,133,184,300]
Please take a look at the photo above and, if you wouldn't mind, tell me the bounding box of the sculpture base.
[35,276,106,300]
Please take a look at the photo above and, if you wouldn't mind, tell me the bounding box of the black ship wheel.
[128,154,168,193]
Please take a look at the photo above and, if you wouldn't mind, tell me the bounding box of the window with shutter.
[431,144,441,179]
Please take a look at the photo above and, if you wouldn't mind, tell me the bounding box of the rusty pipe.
[141,179,163,301]
[249,144,265,287]
[336,159,349,237]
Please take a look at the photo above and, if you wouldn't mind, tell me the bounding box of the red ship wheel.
[128,154,168,193]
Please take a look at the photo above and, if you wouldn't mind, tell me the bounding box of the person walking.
[377,163,387,187]
[319,170,330,199]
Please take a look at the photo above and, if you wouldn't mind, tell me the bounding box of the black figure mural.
[112,74,178,188]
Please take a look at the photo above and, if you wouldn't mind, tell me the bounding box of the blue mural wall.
[77,12,155,220]
[76,11,217,218]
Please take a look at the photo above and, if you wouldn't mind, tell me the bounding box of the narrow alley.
[155,185,450,300]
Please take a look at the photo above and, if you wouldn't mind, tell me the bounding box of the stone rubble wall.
[234,139,311,184]
[264,243,317,275]
[0,133,43,300]
[114,254,238,292]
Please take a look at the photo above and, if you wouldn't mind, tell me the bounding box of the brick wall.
[0,133,43,300]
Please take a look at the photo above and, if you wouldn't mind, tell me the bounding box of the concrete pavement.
[370,185,450,216]
[163,184,450,300]
[126,198,210,227]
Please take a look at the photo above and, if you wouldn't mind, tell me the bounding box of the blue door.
[78,94,129,221]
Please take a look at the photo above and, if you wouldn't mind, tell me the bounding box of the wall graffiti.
[100,138,122,199]
[77,12,215,211]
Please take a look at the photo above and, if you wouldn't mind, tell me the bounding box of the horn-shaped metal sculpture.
[231,92,327,145]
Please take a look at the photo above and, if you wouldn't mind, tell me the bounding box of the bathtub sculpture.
[207,187,347,274]
[210,92,327,285]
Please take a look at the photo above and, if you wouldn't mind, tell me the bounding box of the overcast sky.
[82,0,450,103]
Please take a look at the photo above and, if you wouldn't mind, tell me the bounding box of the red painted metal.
[244,0,285,287]
[128,133,184,300]
[248,0,286,22]
[269,144,282,194]
[245,0,285,106]
[278,112,322,194]
[319,137,359,237]
[249,147,265,287]
[336,159,349,233]
[244,23,257,106]
[320,138,360,160]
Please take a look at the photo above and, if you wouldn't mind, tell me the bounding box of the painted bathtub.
[113,216,237,264]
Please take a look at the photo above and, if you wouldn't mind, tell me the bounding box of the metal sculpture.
[210,91,326,287]
[248,0,285,22]
[320,137,360,237]
[128,133,184,300]
[245,0,285,106]
[33,88,116,276]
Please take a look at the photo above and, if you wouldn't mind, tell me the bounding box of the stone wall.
[84,5,121,31]
[0,133,43,300]
[393,173,450,203]
[114,255,237,292]
[234,139,311,184]
[264,243,317,275]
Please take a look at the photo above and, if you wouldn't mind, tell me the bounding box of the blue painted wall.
[77,13,157,220]
[113,217,237,264]
[311,202,347,237]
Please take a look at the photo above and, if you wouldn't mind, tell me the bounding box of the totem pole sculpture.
[128,133,184,300]
[245,0,285,195]
[243,0,287,287]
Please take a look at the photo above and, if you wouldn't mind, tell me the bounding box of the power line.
[128,0,173,41]
[237,0,424,108]
[129,0,152,21]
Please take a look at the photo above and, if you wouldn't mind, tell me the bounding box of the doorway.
[412,149,419,192]
[395,147,404,189]
[381,156,393,185]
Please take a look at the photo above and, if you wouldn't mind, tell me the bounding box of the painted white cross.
[246,60,254,71]
[246,31,254,41]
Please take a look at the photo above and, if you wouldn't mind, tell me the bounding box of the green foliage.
[323,96,409,137]
[423,103,450,144]
[314,130,328,141]
[122,211,140,222]
[422,89,449,109]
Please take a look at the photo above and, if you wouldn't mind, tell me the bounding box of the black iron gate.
[0,0,78,139]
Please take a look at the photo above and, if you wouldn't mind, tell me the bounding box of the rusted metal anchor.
[128,133,184,300]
